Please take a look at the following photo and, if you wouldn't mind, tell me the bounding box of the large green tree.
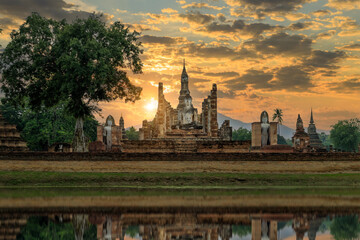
[0,101,98,151]
[330,119,360,152]
[0,13,142,152]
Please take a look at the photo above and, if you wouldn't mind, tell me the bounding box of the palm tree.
[273,108,283,136]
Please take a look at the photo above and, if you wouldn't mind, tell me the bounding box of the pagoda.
[307,109,325,150]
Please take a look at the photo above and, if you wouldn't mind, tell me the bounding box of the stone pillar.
[97,125,104,142]
[139,128,144,140]
[210,84,218,138]
[252,219,261,240]
[251,123,261,147]
[269,221,278,240]
[269,122,278,145]
[142,120,149,140]
[202,99,209,135]
[157,83,165,137]
[104,126,112,150]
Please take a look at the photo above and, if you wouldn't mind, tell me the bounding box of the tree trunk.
[73,117,88,152]
[73,214,88,240]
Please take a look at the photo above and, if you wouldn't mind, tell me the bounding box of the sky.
[1,0,360,130]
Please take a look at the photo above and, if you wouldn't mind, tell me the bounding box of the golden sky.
[1,0,360,130]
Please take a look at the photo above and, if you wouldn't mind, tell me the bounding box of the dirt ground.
[0,160,359,173]
[0,195,360,213]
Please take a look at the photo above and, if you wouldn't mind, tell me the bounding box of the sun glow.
[144,98,158,112]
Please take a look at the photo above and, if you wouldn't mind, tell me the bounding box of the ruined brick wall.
[219,120,232,141]
[116,140,251,153]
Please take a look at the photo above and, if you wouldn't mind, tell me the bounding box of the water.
[5,205,360,240]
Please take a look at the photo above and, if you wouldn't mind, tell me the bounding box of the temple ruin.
[96,115,127,150]
[139,61,231,141]
[307,109,325,150]
[292,114,310,152]
[251,111,278,149]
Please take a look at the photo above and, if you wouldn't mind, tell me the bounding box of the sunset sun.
[144,98,158,112]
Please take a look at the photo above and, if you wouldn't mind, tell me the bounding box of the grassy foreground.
[0,171,359,197]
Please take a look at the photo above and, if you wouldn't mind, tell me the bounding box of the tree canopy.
[126,126,139,140]
[330,119,360,152]
[0,13,143,151]
[272,108,283,124]
[16,216,96,240]
[0,101,97,151]
[330,215,360,240]
[232,127,251,141]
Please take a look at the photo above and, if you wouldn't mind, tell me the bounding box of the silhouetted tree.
[0,13,142,152]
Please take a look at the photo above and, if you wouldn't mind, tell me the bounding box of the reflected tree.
[232,225,251,237]
[125,225,140,238]
[330,215,360,240]
[16,216,96,240]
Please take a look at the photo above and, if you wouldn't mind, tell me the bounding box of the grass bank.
[0,171,358,197]
[0,171,359,187]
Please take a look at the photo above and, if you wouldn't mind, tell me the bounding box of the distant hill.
[218,112,329,140]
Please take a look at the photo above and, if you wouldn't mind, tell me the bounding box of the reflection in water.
[10,212,360,240]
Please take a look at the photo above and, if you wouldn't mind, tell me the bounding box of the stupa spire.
[310,108,314,124]
[182,59,187,78]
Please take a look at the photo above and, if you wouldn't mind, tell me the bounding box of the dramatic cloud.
[244,32,312,57]
[327,0,360,10]
[303,50,346,70]
[229,69,273,90]
[200,20,282,38]
[181,3,225,11]
[178,12,215,25]
[275,66,313,90]
[0,17,18,30]
[288,21,313,31]
[338,43,360,51]
[204,72,240,78]
[140,35,179,45]
[0,0,97,26]
[328,78,360,92]
[225,67,313,92]
[226,0,314,19]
